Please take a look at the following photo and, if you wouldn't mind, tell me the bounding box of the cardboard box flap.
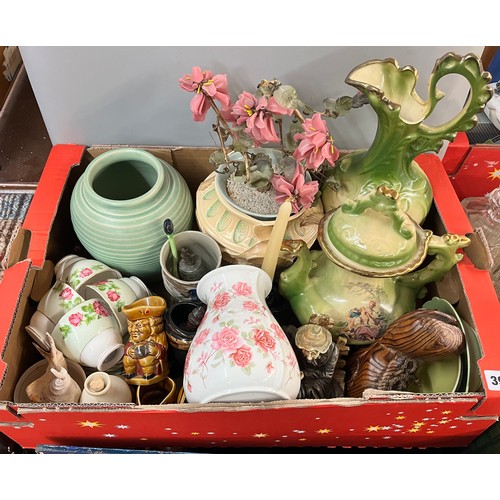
[418,153,500,414]
[22,144,86,269]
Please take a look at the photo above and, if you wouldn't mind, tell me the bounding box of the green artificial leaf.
[209,150,227,166]
[248,164,274,190]
[351,92,369,108]
[274,85,299,110]
[298,99,315,116]
[323,96,353,117]
[284,120,303,151]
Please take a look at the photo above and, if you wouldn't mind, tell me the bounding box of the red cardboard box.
[442,131,500,200]
[1,145,499,451]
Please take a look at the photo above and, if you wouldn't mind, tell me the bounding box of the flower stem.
[206,94,237,168]
[293,109,305,123]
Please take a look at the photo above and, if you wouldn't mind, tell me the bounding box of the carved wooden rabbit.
[26,332,82,403]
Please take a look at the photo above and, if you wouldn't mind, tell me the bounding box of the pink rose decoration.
[92,300,109,317]
[271,164,319,212]
[270,323,286,340]
[79,268,93,278]
[293,113,340,170]
[68,312,83,327]
[253,329,276,353]
[59,287,73,300]
[194,328,210,346]
[232,282,252,296]
[230,345,253,368]
[179,66,231,122]
[213,292,231,310]
[266,361,275,374]
[107,290,120,302]
[212,327,243,354]
[184,350,192,375]
[243,301,260,312]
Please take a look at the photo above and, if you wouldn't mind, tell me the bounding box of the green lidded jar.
[70,148,194,281]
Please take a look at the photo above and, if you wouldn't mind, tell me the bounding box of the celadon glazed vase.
[70,148,194,280]
[183,265,301,403]
[322,52,492,224]
[278,187,471,345]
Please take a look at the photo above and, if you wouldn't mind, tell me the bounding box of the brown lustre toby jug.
[122,296,169,385]
[279,186,470,344]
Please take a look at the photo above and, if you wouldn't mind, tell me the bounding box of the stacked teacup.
[26,254,151,372]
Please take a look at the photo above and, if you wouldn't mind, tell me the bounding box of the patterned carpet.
[0,189,34,281]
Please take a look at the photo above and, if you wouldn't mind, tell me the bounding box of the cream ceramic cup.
[37,280,84,325]
[55,256,122,293]
[25,311,56,350]
[54,254,84,281]
[82,278,147,337]
[160,230,222,301]
[51,298,125,372]
[80,372,133,403]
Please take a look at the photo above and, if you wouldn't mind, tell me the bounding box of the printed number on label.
[484,370,500,391]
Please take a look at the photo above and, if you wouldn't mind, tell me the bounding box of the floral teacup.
[56,256,122,293]
[37,280,84,325]
[82,278,147,337]
[51,298,124,371]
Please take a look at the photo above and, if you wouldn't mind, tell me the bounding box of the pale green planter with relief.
[70,148,194,281]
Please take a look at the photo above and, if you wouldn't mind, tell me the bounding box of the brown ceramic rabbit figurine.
[345,309,465,398]
[26,332,82,403]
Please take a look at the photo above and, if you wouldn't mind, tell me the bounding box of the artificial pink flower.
[79,268,93,278]
[293,113,340,170]
[232,93,293,146]
[230,345,253,368]
[179,66,231,122]
[231,91,258,125]
[271,164,319,212]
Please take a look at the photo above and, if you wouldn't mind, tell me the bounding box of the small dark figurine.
[178,246,208,282]
[184,303,206,331]
[293,324,344,399]
[345,308,465,398]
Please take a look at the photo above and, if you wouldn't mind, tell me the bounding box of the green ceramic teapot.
[278,186,470,344]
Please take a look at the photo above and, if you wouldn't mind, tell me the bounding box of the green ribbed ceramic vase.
[70,148,194,280]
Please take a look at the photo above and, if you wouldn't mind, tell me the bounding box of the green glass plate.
[405,297,466,393]
[407,354,462,394]
[422,297,483,393]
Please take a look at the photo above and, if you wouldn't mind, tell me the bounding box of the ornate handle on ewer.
[347,52,493,160]
[412,52,493,154]
[396,233,471,290]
